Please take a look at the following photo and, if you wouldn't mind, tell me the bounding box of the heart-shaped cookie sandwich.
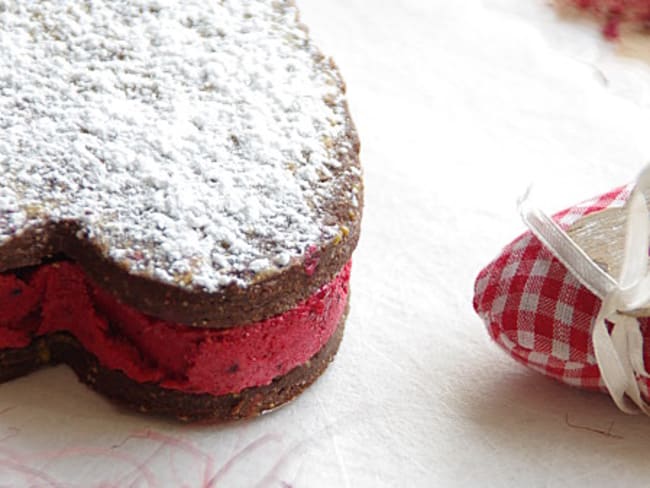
[0,0,362,421]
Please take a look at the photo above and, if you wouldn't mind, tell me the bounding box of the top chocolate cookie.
[0,0,362,324]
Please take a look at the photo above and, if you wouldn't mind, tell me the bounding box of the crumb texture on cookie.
[0,0,360,291]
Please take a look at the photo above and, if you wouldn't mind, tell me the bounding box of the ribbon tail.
[612,316,650,413]
[593,314,639,414]
[595,312,650,414]
[625,318,650,378]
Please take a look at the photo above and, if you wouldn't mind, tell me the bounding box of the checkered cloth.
[472,185,650,398]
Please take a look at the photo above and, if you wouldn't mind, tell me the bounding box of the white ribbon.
[519,165,650,414]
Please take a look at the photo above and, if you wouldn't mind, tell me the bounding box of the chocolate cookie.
[0,0,362,421]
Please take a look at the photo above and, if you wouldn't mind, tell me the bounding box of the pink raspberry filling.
[0,261,350,395]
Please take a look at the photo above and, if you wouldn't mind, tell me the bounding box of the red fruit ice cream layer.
[0,261,351,395]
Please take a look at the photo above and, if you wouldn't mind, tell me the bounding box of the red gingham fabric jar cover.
[472,185,650,399]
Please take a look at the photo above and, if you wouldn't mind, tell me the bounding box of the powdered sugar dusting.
[0,0,357,291]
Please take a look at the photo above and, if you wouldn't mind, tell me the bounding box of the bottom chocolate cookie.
[0,305,348,422]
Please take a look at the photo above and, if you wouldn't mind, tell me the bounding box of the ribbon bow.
[520,165,650,414]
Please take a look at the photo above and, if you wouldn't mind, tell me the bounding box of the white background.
[3,1,650,486]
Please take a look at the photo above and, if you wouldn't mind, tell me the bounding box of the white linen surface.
[3,1,650,486]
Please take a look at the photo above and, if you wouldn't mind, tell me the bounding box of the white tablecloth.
[4,1,650,486]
